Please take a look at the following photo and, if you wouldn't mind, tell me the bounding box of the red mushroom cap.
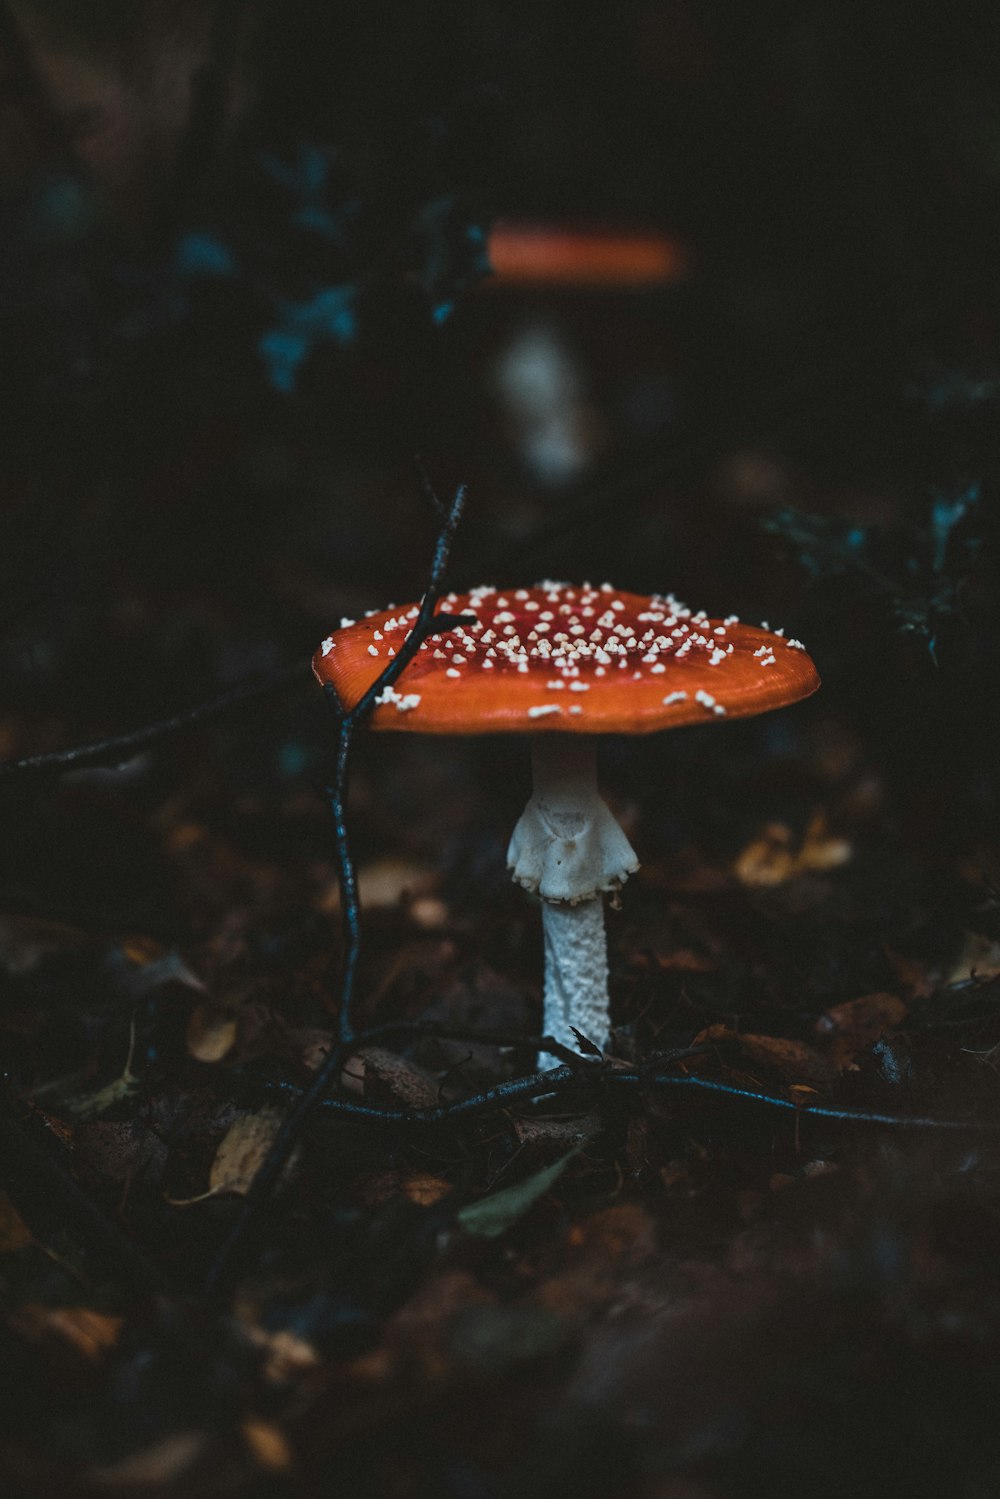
[313,583,819,736]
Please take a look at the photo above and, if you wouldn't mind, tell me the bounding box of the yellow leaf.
[168,1106,289,1206]
[65,1020,139,1121]
[734,814,851,889]
[186,1005,237,1063]
[242,1420,292,1471]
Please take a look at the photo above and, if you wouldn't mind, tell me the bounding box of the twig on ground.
[0,661,307,782]
[257,1036,1000,1132]
[204,479,471,1294]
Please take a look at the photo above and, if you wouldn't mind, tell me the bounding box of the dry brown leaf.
[798,814,853,873]
[814,992,907,1069]
[947,931,1000,985]
[242,1420,292,1471]
[402,1173,452,1206]
[11,1304,123,1362]
[632,946,716,974]
[734,823,797,888]
[357,1047,439,1109]
[514,1115,602,1157]
[695,1024,835,1085]
[242,1325,320,1384]
[734,814,851,889]
[359,1170,451,1207]
[883,948,936,999]
[186,1004,238,1064]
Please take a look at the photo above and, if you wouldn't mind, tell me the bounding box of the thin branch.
[204,482,471,1295]
[259,1047,1000,1133]
[0,661,307,783]
[413,455,447,519]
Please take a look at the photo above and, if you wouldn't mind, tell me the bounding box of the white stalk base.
[539,895,610,1066]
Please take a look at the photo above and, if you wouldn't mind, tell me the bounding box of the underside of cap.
[507,792,639,902]
[313,584,820,735]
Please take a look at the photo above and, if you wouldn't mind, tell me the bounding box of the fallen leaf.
[208,1105,287,1196]
[947,931,1000,985]
[883,948,936,999]
[734,814,851,889]
[242,1420,292,1471]
[359,1171,452,1207]
[186,1004,238,1063]
[814,992,908,1069]
[514,1115,601,1157]
[644,947,717,973]
[65,1021,139,1121]
[357,1047,439,1110]
[734,823,797,888]
[111,948,207,999]
[694,1025,835,1085]
[168,1105,288,1204]
[457,1150,578,1239]
[402,1173,452,1206]
[798,814,853,873]
[11,1304,123,1362]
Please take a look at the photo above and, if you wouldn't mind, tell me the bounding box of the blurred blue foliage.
[763,478,982,663]
[410,195,492,325]
[169,143,490,392]
[930,482,979,573]
[258,285,357,393]
[260,143,358,245]
[21,174,96,245]
[174,232,238,278]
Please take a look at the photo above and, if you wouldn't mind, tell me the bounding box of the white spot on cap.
[695,689,726,715]
[528,704,562,718]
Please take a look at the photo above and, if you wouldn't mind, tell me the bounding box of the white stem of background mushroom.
[507,735,639,1066]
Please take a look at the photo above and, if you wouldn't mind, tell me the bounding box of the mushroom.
[314,583,819,1064]
[488,221,687,287]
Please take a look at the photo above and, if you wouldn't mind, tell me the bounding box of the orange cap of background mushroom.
[486,221,688,287]
[312,583,819,735]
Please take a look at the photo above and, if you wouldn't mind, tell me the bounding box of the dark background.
[4,3,1000,1496]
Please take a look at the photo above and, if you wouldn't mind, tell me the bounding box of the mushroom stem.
[539,897,611,1060]
[507,735,639,1063]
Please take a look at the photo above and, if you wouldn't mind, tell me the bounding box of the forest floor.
[3,643,1000,1499]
